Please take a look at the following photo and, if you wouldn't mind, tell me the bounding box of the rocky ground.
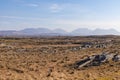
[0,36,120,80]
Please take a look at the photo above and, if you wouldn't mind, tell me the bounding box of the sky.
[0,0,120,31]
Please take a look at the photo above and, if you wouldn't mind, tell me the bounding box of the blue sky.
[0,0,120,31]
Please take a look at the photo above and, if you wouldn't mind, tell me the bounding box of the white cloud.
[48,19,120,31]
[0,16,25,19]
[1,16,120,32]
[0,16,47,20]
[26,3,39,7]
[50,4,62,13]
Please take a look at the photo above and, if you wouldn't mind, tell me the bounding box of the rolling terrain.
[0,36,120,80]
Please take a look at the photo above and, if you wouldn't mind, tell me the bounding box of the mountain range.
[0,28,120,36]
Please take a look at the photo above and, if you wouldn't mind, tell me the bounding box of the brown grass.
[0,36,120,80]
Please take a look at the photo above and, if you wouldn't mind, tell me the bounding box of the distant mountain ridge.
[71,28,120,36]
[0,28,119,36]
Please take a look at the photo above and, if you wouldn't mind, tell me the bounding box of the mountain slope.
[53,28,67,34]
[92,28,120,35]
[71,28,92,35]
[20,28,52,35]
